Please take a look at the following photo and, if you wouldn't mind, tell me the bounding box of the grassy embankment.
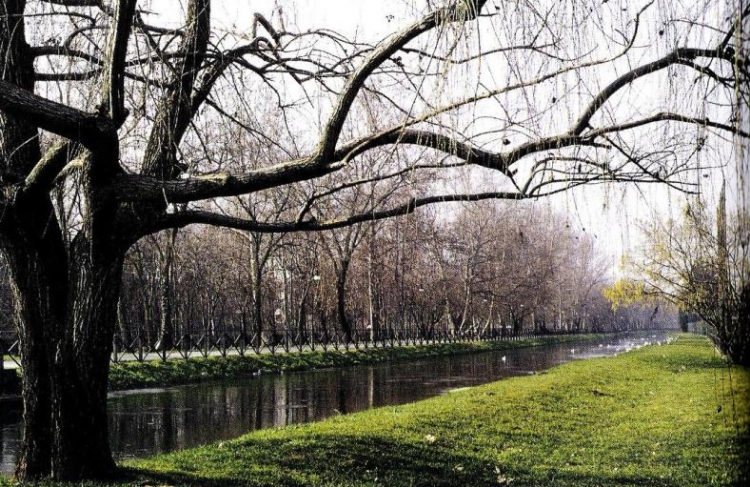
[107,334,603,391]
[5,334,746,487]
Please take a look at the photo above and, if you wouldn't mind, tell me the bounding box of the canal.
[0,332,670,475]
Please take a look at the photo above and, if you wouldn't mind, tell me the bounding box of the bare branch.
[101,0,137,124]
[0,79,114,148]
[40,0,103,6]
[720,3,750,48]
[586,112,750,139]
[316,0,487,161]
[334,129,510,173]
[141,0,211,179]
[252,13,281,46]
[296,159,464,222]
[22,140,79,196]
[113,156,322,203]
[572,47,736,135]
[160,190,520,233]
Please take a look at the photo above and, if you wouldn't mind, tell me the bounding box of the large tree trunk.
[50,243,123,479]
[1,0,57,475]
[2,89,126,482]
[2,205,125,480]
[1,222,62,479]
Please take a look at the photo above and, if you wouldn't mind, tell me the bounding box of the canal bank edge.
[6,334,740,487]
[106,334,620,392]
[0,333,667,397]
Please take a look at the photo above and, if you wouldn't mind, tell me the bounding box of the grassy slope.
[3,335,747,487]
[129,335,749,486]
[107,335,600,391]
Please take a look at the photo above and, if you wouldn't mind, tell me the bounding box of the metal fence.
[1,322,562,367]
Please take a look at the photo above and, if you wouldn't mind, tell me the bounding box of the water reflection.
[1,332,669,474]
[0,407,21,477]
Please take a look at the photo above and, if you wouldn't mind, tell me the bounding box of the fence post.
[204,317,210,357]
[137,330,144,362]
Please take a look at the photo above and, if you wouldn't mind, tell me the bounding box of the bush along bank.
[108,334,608,391]
[89,334,750,487]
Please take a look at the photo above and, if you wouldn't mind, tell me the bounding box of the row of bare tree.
[106,202,672,351]
[0,0,742,479]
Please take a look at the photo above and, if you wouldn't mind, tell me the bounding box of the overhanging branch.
[316,0,487,161]
[0,79,114,148]
[587,112,750,139]
[101,0,138,124]
[572,47,736,135]
[22,140,80,196]
[159,190,521,233]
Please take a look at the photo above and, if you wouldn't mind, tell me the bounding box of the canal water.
[0,332,670,475]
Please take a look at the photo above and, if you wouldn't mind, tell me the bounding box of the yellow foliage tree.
[612,194,749,366]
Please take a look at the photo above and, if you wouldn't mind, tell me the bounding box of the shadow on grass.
[122,432,718,487]
[128,434,503,487]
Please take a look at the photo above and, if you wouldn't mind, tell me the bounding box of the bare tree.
[0,0,747,480]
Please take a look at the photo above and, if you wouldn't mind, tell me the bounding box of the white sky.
[136,0,745,271]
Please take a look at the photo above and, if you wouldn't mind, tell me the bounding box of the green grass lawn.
[4,335,748,486]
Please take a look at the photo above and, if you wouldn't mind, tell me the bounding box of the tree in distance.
[0,0,747,480]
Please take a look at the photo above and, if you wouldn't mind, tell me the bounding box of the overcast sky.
[135,0,744,269]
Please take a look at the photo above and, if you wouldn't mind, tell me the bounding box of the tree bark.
[1,46,126,479]
[1,0,57,477]
[2,197,125,481]
[336,258,352,342]
[1,221,61,479]
[249,247,264,347]
[1,192,127,481]
[49,238,123,479]
[158,229,178,351]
